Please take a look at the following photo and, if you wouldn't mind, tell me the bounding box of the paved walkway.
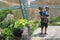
[31,26,60,40]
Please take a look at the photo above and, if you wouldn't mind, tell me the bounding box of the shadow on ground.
[33,33,46,37]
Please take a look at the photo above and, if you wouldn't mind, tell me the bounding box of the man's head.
[45,6,49,11]
[39,7,43,11]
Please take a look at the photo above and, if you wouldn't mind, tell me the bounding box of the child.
[43,14,49,23]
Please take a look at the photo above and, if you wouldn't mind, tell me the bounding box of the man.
[43,6,49,34]
[39,7,49,34]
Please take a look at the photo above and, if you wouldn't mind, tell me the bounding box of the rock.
[22,23,30,40]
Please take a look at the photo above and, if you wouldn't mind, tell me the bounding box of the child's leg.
[44,23,48,34]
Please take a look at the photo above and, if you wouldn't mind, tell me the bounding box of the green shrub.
[14,19,27,30]
[2,24,14,40]
[14,19,37,35]
[15,19,38,35]
[0,22,3,27]
[2,19,15,28]
[36,19,41,27]
[49,16,60,25]
[56,16,60,22]
[0,8,14,28]
[2,19,37,40]
[29,20,37,35]
[0,9,13,22]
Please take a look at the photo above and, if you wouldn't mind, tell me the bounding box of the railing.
[0,5,60,10]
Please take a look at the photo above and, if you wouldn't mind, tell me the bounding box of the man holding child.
[39,6,49,34]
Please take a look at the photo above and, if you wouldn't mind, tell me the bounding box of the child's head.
[45,6,49,11]
[39,7,43,11]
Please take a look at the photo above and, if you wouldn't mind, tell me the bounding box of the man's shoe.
[40,33,43,35]
[44,33,48,35]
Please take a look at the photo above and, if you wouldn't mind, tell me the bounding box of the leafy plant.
[0,8,13,22]
[29,20,37,35]
[14,19,37,35]
[2,19,15,28]
[2,19,37,40]
[14,19,27,30]
[49,16,60,25]
[2,24,14,40]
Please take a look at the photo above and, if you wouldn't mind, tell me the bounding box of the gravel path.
[31,26,60,40]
